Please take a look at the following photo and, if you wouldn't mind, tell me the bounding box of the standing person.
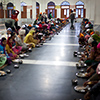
[38,12,43,21]
[11,10,19,29]
[48,12,53,20]
[43,12,47,23]
[69,10,75,29]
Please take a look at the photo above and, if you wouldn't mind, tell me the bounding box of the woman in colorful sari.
[0,37,12,65]
[6,37,18,59]
[0,54,7,76]
[11,32,22,54]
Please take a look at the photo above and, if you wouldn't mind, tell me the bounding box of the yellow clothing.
[24,30,38,48]
[6,44,15,55]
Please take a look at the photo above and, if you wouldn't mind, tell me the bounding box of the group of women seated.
[0,17,69,76]
[78,18,100,100]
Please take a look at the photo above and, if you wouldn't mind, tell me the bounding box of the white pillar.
[90,0,95,22]
[94,0,100,25]
[40,0,46,13]
[32,0,36,22]
[57,8,60,18]
[27,7,31,19]
[86,0,91,19]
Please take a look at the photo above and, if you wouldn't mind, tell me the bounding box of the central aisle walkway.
[0,23,85,100]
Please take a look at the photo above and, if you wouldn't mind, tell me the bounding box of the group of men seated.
[77,18,100,100]
[0,15,69,76]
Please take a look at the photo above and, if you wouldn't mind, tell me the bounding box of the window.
[76,6,83,8]
[76,1,84,5]
[81,9,83,17]
[61,1,70,5]
[48,2,55,6]
[67,9,69,17]
[76,9,78,18]
[75,1,84,18]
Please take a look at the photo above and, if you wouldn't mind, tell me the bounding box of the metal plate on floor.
[74,86,86,93]
[76,72,88,78]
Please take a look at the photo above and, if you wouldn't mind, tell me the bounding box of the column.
[40,0,46,13]
[32,0,36,22]
[57,8,60,18]
[85,0,91,19]
[94,0,100,25]
[90,0,95,22]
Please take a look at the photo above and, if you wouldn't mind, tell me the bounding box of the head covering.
[92,34,100,42]
[28,24,32,27]
[85,24,89,28]
[29,30,35,34]
[24,30,35,43]
[21,25,25,29]
[7,28,12,32]
[42,21,45,24]
[88,22,91,24]
[85,35,90,41]
[19,29,25,36]
[35,25,39,28]
[86,29,90,32]
[80,33,84,37]
[88,37,94,44]
[90,32,94,35]
[25,24,28,27]
[96,63,100,74]
[97,43,100,49]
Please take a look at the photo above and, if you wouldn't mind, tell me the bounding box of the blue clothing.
[0,44,10,58]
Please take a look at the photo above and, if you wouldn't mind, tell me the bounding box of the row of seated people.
[0,18,69,76]
[77,18,100,100]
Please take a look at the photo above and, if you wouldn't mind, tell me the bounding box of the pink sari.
[12,46,22,54]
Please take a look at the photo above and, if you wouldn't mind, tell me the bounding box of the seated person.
[84,65,100,100]
[24,29,40,47]
[79,33,86,46]
[85,42,100,66]
[11,32,22,54]
[0,37,12,65]
[16,29,31,51]
[6,28,13,38]
[0,54,7,75]
[6,37,18,60]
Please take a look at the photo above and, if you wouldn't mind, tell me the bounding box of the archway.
[6,2,14,18]
[0,2,4,18]
[75,1,85,18]
[46,1,57,18]
[36,2,40,18]
[21,2,27,18]
[61,1,70,18]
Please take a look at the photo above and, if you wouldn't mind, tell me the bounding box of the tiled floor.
[0,23,86,100]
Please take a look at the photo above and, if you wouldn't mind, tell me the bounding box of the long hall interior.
[0,0,100,100]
